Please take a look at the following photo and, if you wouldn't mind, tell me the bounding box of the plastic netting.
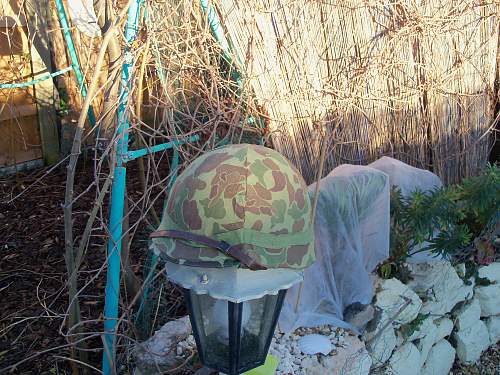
[280,164,390,332]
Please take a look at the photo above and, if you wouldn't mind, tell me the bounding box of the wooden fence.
[0,0,59,173]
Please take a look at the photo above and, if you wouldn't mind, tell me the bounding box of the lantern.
[165,262,301,374]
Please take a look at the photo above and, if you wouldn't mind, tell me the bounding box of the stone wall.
[364,261,500,375]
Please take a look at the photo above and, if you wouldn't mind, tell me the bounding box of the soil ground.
[0,160,187,374]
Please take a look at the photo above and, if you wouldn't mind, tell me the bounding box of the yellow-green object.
[243,354,279,375]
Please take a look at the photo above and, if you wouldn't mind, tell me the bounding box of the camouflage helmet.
[151,144,315,270]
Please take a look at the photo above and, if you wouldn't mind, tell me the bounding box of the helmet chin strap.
[150,230,267,271]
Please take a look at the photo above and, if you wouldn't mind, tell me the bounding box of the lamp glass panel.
[184,291,230,370]
[184,289,286,375]
[238,290,286,370]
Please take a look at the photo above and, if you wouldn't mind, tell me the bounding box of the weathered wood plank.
[24,0,60,165]
[0,103,37,121]
[0,1,42,168]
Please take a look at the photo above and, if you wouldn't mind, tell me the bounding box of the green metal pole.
[54,0,96,127]
[102,1,142,374]
[0,66,73,89]
[199,0,265,134]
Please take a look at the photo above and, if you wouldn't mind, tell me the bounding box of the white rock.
[186,335,196,347]
[475,284,500,316]
[376,278,422,326]
[433,317,453,342]
[407,262,459,293]
[385,343,421,375]
[405,316,435,341]
[454,299,481,330]
[342,354,372,375]
[320,335,371,375]
[415,320,437,366]
[421,339,455,375]
[478,263,500,284]
[408,261,472,315]
[344,303,375,332]
[485,315,500,345]
[133,316,191,372]
[365,324,398,366]
[421,284,473,316]
[400,314,438,365]
[395,331,405,347]
[301,357,322,375]
[454,319,490,364]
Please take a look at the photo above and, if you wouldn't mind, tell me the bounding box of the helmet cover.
[152,144,315,269]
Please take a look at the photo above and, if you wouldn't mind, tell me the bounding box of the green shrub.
[457,164,500,236]
[380,163,499,279]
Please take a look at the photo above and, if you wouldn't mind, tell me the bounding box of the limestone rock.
[344,303,375,333]
[394,315,449,369]
[301,357,323,375]
[319,335,371,375]
[485,315,500,345]
[415,320,438,366]
[395,331,405,347]
[433,317,453,343]
[478,263,500,284]
[375,278,422,326]
[421,339,455,375]
[133,316,192,373]
[384,343,421,375]
[421,282,473,317]
[408,261,472,316]
[407,261,458,294]
[475,284,500,316]
[365,323,398,366]
[454,299,481,331]
[454,319,490,364]
[404,316,435,342]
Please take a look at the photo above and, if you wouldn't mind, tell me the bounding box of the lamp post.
[151,144,315,375]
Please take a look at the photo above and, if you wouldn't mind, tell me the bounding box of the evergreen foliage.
[381,164,499,279]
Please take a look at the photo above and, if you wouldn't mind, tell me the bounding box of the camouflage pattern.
[152,144,315,269]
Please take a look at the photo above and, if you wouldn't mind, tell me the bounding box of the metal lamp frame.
[184,289,287,375]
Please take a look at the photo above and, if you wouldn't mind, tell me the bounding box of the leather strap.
[150,230,267,271]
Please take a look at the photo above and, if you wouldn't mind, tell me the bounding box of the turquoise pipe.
[199,0,264,135]
[135,147,184,332]
[167,149,180,190]
[0,66,72,89]
[199,0,242,87]
[102,1,143,374]
[124,135,200,161]
[54,0,96,127]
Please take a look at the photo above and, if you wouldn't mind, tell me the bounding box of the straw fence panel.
[216,0,498,184]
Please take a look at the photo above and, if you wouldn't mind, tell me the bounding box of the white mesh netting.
[369,156,444,263]
[279,157,446,332]
[280,164,390,332]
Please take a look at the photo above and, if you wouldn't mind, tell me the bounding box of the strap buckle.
[216,240,232,255]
